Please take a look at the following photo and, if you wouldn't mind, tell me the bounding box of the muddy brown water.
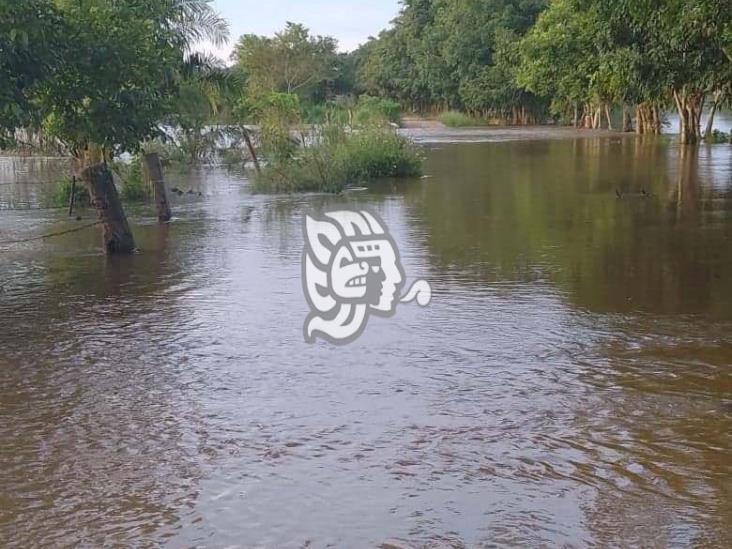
[0,131,731,547]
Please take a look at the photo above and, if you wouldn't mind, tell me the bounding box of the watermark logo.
[303,209,431,344]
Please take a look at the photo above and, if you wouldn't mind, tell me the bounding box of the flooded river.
[0,131,730,547]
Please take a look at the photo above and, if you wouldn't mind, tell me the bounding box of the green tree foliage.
[357,0,548,122]
[356,0,730,142]
[600,0,730,143]
[518,0,731,139]
[517,0,601,124]
[0,0,62,145]
[231,22,337,101]
[1,0,228,157]
[163,53,241,162]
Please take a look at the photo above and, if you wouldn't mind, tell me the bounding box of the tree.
[231,23,337,101]
[356,0,547,120]
[517,0,604,127]
[0,0,62,147]
[517,0,732,141]
[25,0,228,252]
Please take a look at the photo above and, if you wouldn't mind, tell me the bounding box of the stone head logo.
[303,209,431,344]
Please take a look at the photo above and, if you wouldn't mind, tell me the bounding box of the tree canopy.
[231,22,337,101]
[355,0,731,141]
[356,0,548,121]
[0,0,62,145]
[0,0,229,156]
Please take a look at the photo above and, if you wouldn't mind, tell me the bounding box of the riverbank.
[400,111,732,143]
[400,122,632,144]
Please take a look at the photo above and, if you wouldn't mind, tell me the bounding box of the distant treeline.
[348,0,731,143]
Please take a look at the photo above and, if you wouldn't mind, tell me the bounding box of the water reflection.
[0,135,730,546]
[404,137,731,317]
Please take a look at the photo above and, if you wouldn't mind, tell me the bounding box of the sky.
[205,0,401,61]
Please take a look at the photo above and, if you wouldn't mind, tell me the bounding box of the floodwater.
[0,131,730,547]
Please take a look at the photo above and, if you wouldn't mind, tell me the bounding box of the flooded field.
[0,132,730,547]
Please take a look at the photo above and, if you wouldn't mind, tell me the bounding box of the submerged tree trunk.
[142,152,172,222]
[242,128,261,173]
[81,163,136,254]
[673,89,703,145]
[703,91,721,141]
[622,105,632,132]
[696,96,705,140]
[635,105,644,134]
[635,103,662,135]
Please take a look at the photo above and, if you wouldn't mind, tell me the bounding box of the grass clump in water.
[112,160,149,203]
[254,125,422,193]
[704,129,731,144]
[439,110,484,127]
[47,176,90,208]
[45,159,150,209]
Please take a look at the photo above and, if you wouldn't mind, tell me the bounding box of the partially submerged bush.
[254,125,422,193]
[439,110,483,127]
[355,96,401,126]
[112,159,149,202]
[47,175,90,208]
[220,147,248,166]
[704,129,731,144]
[298,96,401,127]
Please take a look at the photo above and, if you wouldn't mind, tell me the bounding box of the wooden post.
[142,153,172,222]
[81,163,136,254]
[68,175,77,216]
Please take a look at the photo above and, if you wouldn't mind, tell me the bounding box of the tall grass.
[439,111,484,127]
[354,96,401,125]
[254,125,422,193]
[47,176,90,208]
[301,96,402,127]
[46,161,150,208]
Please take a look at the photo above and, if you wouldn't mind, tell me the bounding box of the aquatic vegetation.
[704,129,731,144]
[46,176,89,208]
[439,111,484,128]
[46,161,150,208]
[354,96,401,126]
[254,125,422,193]
[116,164,149,203]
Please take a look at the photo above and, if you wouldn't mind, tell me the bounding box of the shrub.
[355,95,401,125]
[302,103,327,124]
[220,147,247,166]
[112,159,149,203]
[45,159,151,209]
[47,175,90,208]
[254,125,422,193]
[704,129,731,144]
[439,110,483,127]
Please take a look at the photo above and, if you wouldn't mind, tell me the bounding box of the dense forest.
[226,0,731,144]
[355,0,731,143]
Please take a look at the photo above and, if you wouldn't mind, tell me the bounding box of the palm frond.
[162,0,230,49]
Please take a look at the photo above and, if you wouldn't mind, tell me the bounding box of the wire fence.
[0,221,101,247]
[0,178,65,210]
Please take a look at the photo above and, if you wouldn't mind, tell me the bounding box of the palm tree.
[159,0,230,51]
